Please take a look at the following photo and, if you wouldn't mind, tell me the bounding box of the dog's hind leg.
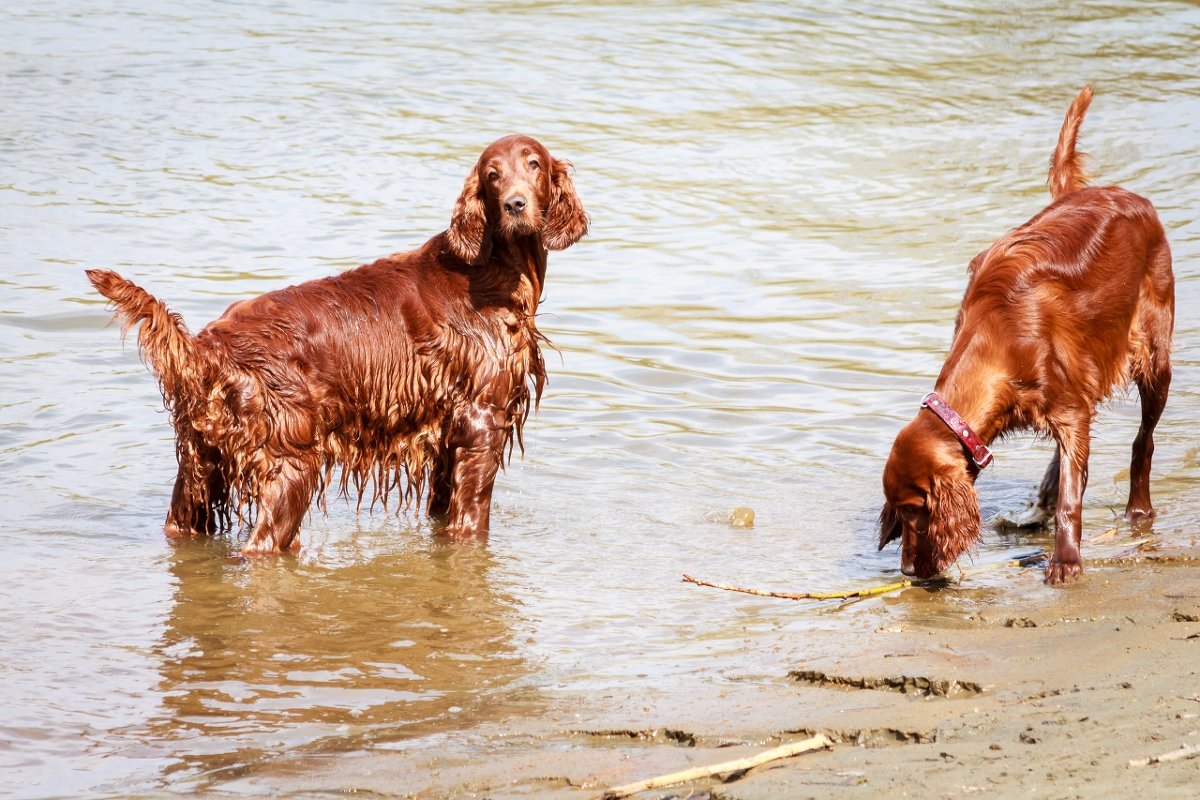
[1125,345,1172,521]
[1125,243,1174,523]
[1125,374,1167,523]
[164,440,228,537]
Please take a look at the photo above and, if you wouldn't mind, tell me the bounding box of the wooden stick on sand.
[1129,743,1200,767]
[600,734,833,799]
[684,533,1155,603]
[683,550,1048,602]
[682,573,913,601]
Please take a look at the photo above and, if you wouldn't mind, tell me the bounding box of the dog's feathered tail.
[1048,85,1093,201]
[86,269,197,409]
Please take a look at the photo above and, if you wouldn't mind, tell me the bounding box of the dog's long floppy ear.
[448,168,491,265]
[927,472,982,568]
[878,502,902,550]
[541,158,589,251]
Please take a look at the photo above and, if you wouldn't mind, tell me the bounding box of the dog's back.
[192,235,546,510]
[96,233,547,521]
[958,187,1170,411]
[949,86,1172,413]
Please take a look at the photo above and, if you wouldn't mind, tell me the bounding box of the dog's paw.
[1124,505,1156,524]
[1044,557,1084,585]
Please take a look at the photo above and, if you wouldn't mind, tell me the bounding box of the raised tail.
[86,268,196,406]
[1048,85,1093,201]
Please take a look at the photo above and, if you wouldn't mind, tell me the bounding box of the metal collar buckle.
[921,391,994,469]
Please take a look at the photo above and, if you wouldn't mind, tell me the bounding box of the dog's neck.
[912,410,983,480]
[491,234,547,316]
[933,336,1016,447]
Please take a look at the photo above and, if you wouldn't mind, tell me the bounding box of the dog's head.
[448,135,589,265]
[879,418,982,579]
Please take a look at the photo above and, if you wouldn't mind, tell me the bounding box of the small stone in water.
[728,507,755,528]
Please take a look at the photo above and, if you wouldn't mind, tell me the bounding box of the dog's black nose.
[504,195,527,214]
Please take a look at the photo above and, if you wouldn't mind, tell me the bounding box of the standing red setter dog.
[88,135,588,553]
[879,87,1174,584]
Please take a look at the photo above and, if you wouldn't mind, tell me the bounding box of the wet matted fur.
[88,135,588,553]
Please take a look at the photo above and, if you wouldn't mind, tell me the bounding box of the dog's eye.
[528,159,540,172]
[487,170,499,182]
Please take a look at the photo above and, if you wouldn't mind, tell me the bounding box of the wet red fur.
[87,135,588,553]
[879,87,1174,584]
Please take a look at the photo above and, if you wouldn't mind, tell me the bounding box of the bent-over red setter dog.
[879,87,1174,584]
[88,135,588,553]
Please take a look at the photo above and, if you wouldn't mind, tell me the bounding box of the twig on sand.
[684,534,1157,603]
[683,551,1046,603]
[682,573,913,601]
[1128,743,1200,767]
[600,734,833,799]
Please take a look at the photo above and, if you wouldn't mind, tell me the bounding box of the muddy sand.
[235,545,1200,799]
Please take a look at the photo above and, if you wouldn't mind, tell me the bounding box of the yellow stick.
[600,734,833,799]
[682,538,1154,603]
[682,573,912,601]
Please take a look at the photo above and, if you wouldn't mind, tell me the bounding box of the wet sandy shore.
[231,545,1200,799]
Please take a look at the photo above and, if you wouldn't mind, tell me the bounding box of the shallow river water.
[2,1,1199,796]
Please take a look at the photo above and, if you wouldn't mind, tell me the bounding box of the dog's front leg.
[243,456,318,554]
[1045,425,1090,584]
[442,403,506,538]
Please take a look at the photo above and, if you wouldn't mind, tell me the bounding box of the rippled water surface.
[2,1,1198,796]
